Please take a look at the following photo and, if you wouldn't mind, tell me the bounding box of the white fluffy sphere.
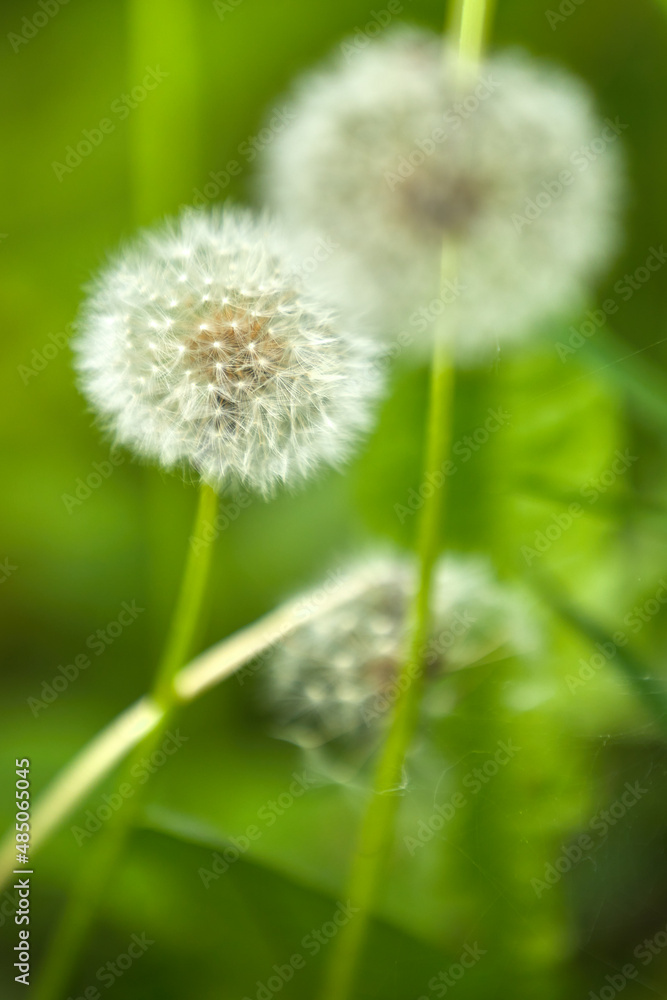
[74,208,382,494]
[263,29,623,363]
[264,554,536,750]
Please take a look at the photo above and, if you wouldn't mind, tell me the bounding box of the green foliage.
[2,0,667,997]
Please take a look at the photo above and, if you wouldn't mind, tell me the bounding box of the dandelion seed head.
[265,554,536,750]
[74,208,382,495]
[263,29,623,362]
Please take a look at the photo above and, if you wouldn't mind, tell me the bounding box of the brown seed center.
[183,302,286,389]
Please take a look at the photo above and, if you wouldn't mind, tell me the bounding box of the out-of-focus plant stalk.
[449,0,495,63]
[317,4,493,1000]
[34,7,206,996]
[34,483,217,1000]
[128,0,201,225]
[0,564,378,891]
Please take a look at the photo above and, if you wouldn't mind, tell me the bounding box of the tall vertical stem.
[127,0,201,224]
[35,5,209,997]
[317,4,492,999]
[152,484,219,706]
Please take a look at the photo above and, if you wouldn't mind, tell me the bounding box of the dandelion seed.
[263,28,622,362]
[74,207,382,495]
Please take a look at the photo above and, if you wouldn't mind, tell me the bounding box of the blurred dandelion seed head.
[74,208,382,495]
[263,28,623,363]
[265,554,537,753]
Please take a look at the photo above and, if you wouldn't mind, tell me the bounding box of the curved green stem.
[34,482,218,1000]
[317,4,492,998]
[0,562,382,891]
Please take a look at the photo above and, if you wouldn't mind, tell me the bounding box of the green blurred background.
[2,0,667,997]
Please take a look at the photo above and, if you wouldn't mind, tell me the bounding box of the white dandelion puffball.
[74,208,382,495]
[264,554,535,750]
[263,29,622,362]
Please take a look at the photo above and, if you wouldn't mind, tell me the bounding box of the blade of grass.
[534,572,667,734]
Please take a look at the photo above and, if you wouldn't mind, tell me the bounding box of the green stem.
[317,3,492,997]
[34,482,218,1000]
[127,0,202,224]
[448,0,495,59]
[35,3,206,996]
[131,0,203,651]
[152,483,219,705]
[0,562,382,891]
[318,331,455,1000]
